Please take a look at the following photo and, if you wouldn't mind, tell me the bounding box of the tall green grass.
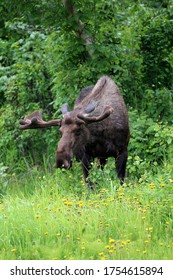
[0,161,173,260]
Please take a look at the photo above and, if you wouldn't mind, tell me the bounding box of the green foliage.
[140,8,173,90]
[1,25,52,111]
[142,88,173,121]
[0,22,59,168]
[128,110,173,178]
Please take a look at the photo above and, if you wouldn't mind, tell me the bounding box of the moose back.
[19,76,130,185]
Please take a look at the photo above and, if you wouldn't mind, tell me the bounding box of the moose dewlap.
[19,76,130,185]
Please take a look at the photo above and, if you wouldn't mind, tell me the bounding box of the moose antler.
[19,111,61,130]
[77,106,113,124]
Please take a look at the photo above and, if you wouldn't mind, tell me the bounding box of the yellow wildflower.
[109,238,115,244]
[109,250,113,254]
[149,183,156,189]
[11,248,16,253]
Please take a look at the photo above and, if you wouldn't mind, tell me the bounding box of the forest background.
[0,0,173,260]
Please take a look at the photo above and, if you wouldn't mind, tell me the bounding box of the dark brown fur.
[55,76,130,184]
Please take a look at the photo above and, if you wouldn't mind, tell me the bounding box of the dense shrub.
[128,111,173,178]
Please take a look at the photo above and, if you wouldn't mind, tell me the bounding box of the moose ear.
[84,101,97,113]
[61,103,70,115]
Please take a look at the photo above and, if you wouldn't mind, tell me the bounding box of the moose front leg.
[81,155,92,182]
[115,150,128,185]
[80,153,96,189]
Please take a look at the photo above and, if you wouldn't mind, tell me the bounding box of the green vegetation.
[0,164,173,260]
[0,0,173,260]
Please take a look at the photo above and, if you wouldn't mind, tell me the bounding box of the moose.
[19,76,130,185]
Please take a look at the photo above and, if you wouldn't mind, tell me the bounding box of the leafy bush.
[0,22,59,169]
[140,9,173,90]
[128,110,173,178]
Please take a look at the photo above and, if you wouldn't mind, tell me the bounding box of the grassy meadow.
[0,160,173,260]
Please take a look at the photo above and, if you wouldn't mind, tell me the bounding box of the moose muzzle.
[54,152,72,170]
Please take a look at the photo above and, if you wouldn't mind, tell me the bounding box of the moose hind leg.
[115,150,128,184]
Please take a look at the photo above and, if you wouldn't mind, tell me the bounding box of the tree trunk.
[63,0,94,56]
